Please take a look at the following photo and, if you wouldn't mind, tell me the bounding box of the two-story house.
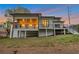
[5,7,66,38]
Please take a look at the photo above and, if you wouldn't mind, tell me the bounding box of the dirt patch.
[0,43,79,54]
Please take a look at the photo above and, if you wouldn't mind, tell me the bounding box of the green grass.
[0,34,79,48]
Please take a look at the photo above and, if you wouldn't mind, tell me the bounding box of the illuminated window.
[42,19,48,27]
[17,18,38,28]
[26,18,38,28]
[19,19,26,28]
[17,19,26,28]
[32,19,38,28]
[25,19,30,27]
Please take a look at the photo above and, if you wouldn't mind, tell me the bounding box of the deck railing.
[39,24,65,29]
[13,23,67,29]
[13,25,38,30]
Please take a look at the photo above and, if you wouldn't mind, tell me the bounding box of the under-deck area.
[26,31,38,37]
[54,28,67,35]
[11,28,67,38]
[12,29,38,38]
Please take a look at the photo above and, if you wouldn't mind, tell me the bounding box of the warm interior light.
[21,24,25,27]
[17,18,38,28]
[19,19,26,28]
[32,19,38,28]
[42,19,48,27]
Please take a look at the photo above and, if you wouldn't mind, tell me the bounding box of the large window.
[42,19,48,27]
[32,19,38,28]
[16,18,38,28]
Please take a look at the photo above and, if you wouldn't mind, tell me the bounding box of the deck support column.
[10,25,13,38]
[64,28,66,35]
[46,27,47,36]
[54,28,56,36]
[53,23,56,36]
[25,31,26,38]
[19,30,21,38]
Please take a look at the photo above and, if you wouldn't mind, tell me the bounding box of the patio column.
[25,31,26,38]
[10,24,13,38]
[19,30,21,38]
[54,28,56,36]
[54,23,56,36]
[10,17,14,38]
[64,28,66,35]
[46,28,47,36]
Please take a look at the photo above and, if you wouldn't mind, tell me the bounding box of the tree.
[3,21,11,35]
[5,9,13,17]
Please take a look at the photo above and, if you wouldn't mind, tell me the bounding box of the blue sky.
[0,4,79,24]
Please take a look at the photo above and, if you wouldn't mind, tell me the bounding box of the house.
[5,7,67,38]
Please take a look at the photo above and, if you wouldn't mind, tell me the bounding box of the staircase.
[67,25,79,34]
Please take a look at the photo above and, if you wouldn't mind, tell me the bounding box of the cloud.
[62,12,79,24]
[34,7,66,15]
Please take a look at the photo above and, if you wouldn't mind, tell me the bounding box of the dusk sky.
[0,4,79,25]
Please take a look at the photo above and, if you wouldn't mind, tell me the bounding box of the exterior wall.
[53,18,64,29]
[39,17,54,29]
[54,23,64,29]
[39,29,53,37]
[39,17,64,29]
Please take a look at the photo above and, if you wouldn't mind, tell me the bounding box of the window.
[16,18,38,28]
[42,19,48,27]
[25,19,30,27]
[55,24,60,28]
[18,19,26,28]
[32,19,38,28]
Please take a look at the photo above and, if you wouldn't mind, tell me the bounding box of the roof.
[41,16,55,18]
[10,13,42,16]
[14,6,31,13]
[53,20,64,23]
[41,16,61,20]
[5,6,62,19]
[54,17,61,19]
[5,6,31,15]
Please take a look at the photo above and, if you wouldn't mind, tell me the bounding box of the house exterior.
[5,7,67,38]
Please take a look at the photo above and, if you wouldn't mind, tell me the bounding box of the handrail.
[67,25,79,34]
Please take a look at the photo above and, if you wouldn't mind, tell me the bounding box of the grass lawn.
[0,34,79,48]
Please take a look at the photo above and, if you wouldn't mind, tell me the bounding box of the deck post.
[25,31,26,38]
[64,28,66,35]
[54,28,56,36]
[10,17,14,38]
[10,24,13,38]
[53,23,56,36]
[19,30,21,38]
[46,28,47,36]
